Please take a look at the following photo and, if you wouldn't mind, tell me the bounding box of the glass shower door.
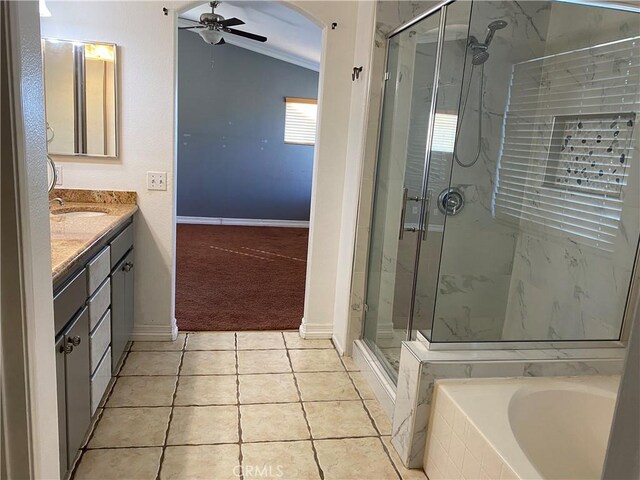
[362,10,442,382]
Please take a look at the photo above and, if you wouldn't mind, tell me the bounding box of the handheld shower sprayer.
[453,19,508,167]
[483,20,508,47]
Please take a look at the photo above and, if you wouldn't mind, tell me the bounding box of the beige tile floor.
[72,331,427,480]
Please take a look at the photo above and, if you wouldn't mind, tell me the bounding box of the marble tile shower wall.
[500,5,640,341]
[424,1,552,342]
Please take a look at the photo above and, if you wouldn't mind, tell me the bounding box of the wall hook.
[352,66,363,81]
[162,7,168,15]
[331,22,338,30]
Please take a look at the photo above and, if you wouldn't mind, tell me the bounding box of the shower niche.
[544,113,636,195]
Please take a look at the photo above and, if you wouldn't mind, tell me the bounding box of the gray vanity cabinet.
[110,228,134,373]
[53,219,135,478]
[55,336,68,478]
[62,307,91,467]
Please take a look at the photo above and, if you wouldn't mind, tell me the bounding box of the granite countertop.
[49,189,138,285]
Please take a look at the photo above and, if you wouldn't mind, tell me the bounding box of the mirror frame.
[42,37,119,158]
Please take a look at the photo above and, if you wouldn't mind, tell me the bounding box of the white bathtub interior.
[423,375,620,480]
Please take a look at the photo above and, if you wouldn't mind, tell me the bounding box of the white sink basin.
[52,211,108,218]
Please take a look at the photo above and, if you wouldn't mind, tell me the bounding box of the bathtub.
[423,375,619,480]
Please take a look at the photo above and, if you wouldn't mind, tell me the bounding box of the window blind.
[493,37,640,252]
[284,97,317,146]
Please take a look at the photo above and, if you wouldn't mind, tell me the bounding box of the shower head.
[467,20,508,65]
[483,19,508,46]
[471,47,490,65]
[468,36,490,65]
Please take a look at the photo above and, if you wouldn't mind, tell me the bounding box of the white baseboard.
[177,216,309,228]
[131,321,178,342]
[299,318,333,339]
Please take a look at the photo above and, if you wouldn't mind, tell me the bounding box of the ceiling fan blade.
[224,28,267,42]
[219,17,244,27]
[178,25,205,29]
[216,38,226,45]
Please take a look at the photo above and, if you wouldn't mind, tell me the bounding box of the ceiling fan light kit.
[198,29,224,45]
[179,1,267,46]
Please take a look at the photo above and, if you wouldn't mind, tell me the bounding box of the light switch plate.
[147,171,167,191]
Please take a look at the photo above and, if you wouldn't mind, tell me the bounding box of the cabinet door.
[123,250,135,348]
[111,250,134,372]
[55,336,68,477]
[64,307,91,467]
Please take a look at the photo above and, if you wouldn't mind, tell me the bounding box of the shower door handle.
[422,194,431,241]
[399,187,422,240]
[399,188,408,240]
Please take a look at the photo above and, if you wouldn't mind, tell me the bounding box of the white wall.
[42,1,185,340]
[331,0,377,353]
[41,0,370,348]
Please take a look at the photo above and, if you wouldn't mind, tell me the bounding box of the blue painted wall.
[177,30,319,221]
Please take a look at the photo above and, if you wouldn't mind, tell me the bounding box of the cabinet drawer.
[90,347,112,415]
[110,223,133,269]
[54,268,87,335]
[87,246,111,295]
[90,309,111,375]
[88,278,110,331]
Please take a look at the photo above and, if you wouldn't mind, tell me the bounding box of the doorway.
[174,1,321,332]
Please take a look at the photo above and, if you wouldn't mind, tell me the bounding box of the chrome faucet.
[49,197,65,207]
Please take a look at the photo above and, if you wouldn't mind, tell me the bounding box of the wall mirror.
[42,38,118,157]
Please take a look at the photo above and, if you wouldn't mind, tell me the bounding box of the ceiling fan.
[178,1,267,45]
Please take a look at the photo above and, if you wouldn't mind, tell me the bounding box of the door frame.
[1,1,60,477]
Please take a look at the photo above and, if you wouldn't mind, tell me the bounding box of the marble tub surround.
[390,341,625,469]
[72,331,427,480]
[49,188,137,205]
[424,376,619,480]
[50,193,137,284]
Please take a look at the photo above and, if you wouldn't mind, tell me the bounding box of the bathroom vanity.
[50,190,137,477]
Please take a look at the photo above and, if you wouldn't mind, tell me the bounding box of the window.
[284,97,318,146]
[431,113,458,153]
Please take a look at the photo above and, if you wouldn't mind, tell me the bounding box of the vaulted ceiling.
[179,1,322,71]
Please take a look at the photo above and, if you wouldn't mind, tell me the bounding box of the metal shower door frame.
[361,0,636,350]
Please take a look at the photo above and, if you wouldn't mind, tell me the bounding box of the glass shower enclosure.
[362,0,640,382]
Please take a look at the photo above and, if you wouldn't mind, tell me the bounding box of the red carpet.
[176,224,308,331]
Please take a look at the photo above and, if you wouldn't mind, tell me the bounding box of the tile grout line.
[103,398,372,408]
[154,333,187,480]
[379,437,405,480]
[68,345,135,480]
[344,357,403,480]
[283,332,325,480]
[234,333,245,480]
[80,434,386,450]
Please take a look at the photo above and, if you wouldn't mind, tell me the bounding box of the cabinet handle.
[60,344,74,354]
[68,336,81,347]
[123,262,133,272]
